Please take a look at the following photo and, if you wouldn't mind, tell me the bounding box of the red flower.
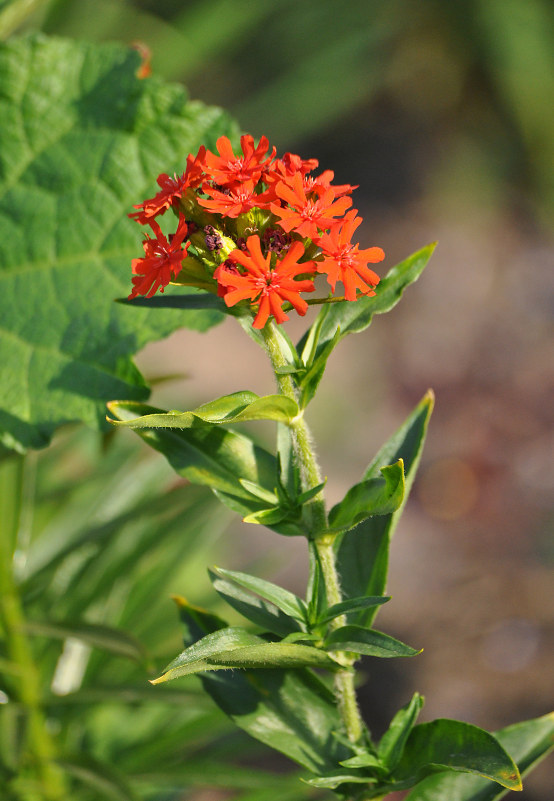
[129,215,189,299]
[302,169,357,198]
[203,135,276,186]
[198,180,270,218]
[315,210,384,301]
[217,235,316,328]
[129,147,206,224]
[264,152,319,186]
[270,173,352,239]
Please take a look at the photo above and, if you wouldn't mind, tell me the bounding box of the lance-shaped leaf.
[305,773,377,790]
[404,713,554,801]
[335,391,434,627]
[106,401,277,506]
[152,626,339,683]
[317,595,390,626]
[394,720,522,792]
[377,693,424,770]
[211,567,308,624]
[328,460,405,532]
[173,596,351,775]
[0,35,239,452]
[22,619,148,665]
[295,245,436,391]
[108,392,299,430]
[325,625,420,658]
[209,571,302,638]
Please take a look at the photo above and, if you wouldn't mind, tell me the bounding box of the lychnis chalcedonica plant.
[107,134,552,800]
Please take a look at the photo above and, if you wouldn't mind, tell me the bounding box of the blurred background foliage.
[1,0,553,799]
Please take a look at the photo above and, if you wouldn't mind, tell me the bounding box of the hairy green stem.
[260,321,364,744]
[0,455,67,801]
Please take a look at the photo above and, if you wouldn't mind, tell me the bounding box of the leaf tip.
[170,594,188,608]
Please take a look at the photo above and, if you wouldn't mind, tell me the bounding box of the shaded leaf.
[58,753,141,801]
[23,619,147,664]
[174,596,350,774]
[106,400,277,504]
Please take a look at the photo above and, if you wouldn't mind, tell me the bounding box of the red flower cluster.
[128,134,384,326]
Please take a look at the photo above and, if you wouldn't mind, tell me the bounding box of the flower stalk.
[261,321,364,744]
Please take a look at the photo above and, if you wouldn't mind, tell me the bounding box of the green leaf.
[335,391,434,627]
[209,572,302,638]
[212,567,308,623]
[378,692,424,769]
[58,753,141,801]
[317,595,390,625]
[325,625,420,658]
[394,720,522,792]
[404,713,554,801]
[305,773,377,789]
[0,35,239,451]
[106,400,278,505]
[328,460,405,532]
[340,752,384,770]
[295,245,436,383]
[22,619,148,664]
[108,392,299,430]
[239,479,279,505]
[174,597,350,774]
[153,626,338,683]
[299,323,341,409]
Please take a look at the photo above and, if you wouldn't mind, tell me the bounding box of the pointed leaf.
[320,244,436,345]
[239,479,278,505]
[23,620,147,664]
[305,773,377,789]
[325,625,420,658]
[404,713,554,801]
[212,567,308,623]
[106,400,277,503]
[295,245,436,384]
[0,35,238,451]
[378,692,424,769]
[209,571,301,638]
[340,752,384,770]
[335,392,434,626]
[174,597,350,774]
[153,625,338,683]
[108,392,299,430]
[58,753,141,801]
[152,626,263,682]
[395,720,522,792]
[329,460,405,532]
[317,595,390,625]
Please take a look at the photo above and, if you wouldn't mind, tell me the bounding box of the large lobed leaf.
[0,34,239,452]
